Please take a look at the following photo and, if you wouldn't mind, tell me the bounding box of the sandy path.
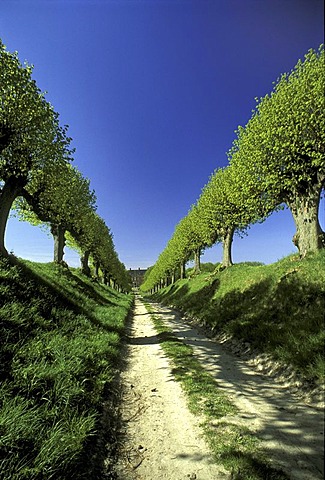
[116,296,324,480]
[116,296,228,479]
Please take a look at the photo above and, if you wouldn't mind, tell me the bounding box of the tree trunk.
[94,261,100,278]
[0,176,26,256]
[221,227,234,268]
[193,247,201,274]
[51,224,65,263]
[289,188,324,257]
[171,270,175,284]
[81,250,91,276]
[180,261,186,279]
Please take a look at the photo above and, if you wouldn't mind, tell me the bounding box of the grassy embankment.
[152,251,325,385]
[144,251,324,479]
[0,257,133,480]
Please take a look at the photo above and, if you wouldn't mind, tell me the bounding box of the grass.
[144,302,289,480]
[150,250,325,385]
[1,250,323,478]
[0,256,133,480]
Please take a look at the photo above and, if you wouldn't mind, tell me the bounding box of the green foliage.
[143,45,324,290]
[228,45,325,255]
[232,45,325,200]
[152,251,325,385]
[0,39,73,187]
[0,40,130,287]
[18,163,97,232]
[196,166,269,248]
[0,257,132,479]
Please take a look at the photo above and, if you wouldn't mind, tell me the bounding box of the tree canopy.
[142,45,324,292]
[0,40,130,291]
[229,45,324,256]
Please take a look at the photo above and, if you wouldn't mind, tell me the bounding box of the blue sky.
[1,0,324,269]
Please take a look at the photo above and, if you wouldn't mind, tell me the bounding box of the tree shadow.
[154,278,220,318]
[0,255,133,480]
[129,331,184,345]
[2,255,126,335]
[206,274,324,370]
[154,270,324,378]
[145,301,324,479]
[153,283,190,304]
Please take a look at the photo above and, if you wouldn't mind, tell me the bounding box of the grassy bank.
[0,257,133,480]
[150,251,325,386]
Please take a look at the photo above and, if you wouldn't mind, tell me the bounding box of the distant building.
[129,268,147,288]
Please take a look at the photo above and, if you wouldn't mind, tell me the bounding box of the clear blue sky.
[1,0,324,269]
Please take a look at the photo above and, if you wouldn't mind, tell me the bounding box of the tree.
[0,40,73,255]
[185,206,207,273]
[37,164,96,263]
[16,162,96,263]
[196,168,235,268]
[229,45,325,257]
[196,164,273,268]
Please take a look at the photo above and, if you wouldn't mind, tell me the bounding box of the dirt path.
[116,296,324,480]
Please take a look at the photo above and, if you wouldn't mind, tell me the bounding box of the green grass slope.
[151,251,325,386]
[0,257,133,480]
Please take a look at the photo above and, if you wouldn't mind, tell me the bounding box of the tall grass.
[151,251,325,385]
[0,257,133,480]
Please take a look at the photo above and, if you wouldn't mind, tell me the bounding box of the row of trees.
[0,40,131,292]
[142,45,324,293]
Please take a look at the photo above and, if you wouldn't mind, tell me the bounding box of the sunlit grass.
[152,250,325,385]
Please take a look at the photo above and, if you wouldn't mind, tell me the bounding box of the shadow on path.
[140,299,324,480]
